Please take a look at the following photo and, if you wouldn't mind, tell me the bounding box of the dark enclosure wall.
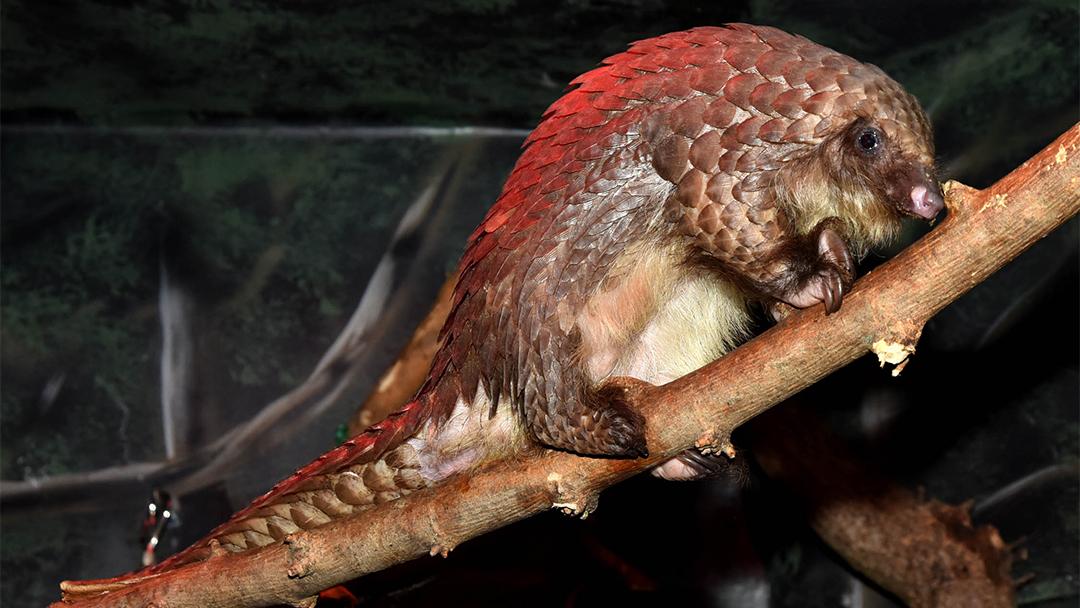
[2,1,1077,607]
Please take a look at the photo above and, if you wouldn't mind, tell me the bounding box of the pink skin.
[652,460,712,483]
[653,458,706,481]
[783,270,845,313]
[908,185,944,220]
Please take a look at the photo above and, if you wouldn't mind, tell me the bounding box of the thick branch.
[55,124,1080,607]
[344,267,1018,606]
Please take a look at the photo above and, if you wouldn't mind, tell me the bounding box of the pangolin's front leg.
[762,217,857,315]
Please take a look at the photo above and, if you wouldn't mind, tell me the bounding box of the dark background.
[1,1,1077,606]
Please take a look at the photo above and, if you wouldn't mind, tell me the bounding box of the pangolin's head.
[768,56,944,253]
[529,24,944,259]
[650,23,944,254]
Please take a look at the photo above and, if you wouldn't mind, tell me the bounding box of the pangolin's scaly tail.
[60,397,435,600]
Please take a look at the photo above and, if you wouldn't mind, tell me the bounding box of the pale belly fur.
[409,244,751,483]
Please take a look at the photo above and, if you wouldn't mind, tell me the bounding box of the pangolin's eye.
[856,127,883,155]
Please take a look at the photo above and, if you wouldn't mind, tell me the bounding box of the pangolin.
[65,23,943,594]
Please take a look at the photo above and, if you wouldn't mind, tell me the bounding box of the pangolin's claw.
[817,227,856,283]
[824,268,844,315]
[780,225,854,315]
[782,265,847,313]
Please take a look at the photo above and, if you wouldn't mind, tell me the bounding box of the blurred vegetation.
[4,1,1076,171]
[0,135,441,479]
[4,0,1073,476]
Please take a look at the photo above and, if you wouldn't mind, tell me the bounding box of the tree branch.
[345,261,1019,606]
[55,123,1080,607]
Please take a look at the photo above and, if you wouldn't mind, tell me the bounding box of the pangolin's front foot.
[780,225,855,315]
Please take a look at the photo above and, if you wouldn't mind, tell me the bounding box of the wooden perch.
[353,257,1019,604]
[55,124,1080,607]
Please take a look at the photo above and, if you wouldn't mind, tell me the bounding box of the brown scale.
[206,444,428,555]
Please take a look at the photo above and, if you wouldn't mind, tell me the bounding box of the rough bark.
[347,269,1017,608]
[55,124,1079,607]
[350,252,1019,606]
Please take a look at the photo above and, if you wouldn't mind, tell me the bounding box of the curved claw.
[679,450,729,475]
[777,226,854,314]
[823,268,844,315]
[782,266,846,313]
[652,450,729,481]
[817,227,855,284]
